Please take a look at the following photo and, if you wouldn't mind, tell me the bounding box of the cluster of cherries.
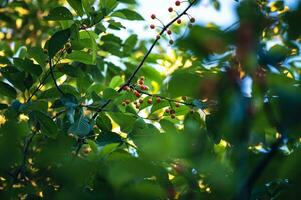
[149,0,196,45]
[122,76,162,110]
[121,76,188,119]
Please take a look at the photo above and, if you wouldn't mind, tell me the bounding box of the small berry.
[140,85,146,90]
[65,42,71,49]
[150,24,155,29]
[170,114,176,119]
[175,1,181,6]
[136,104,140,109]
[169,40,174,45]
[156,35,161,40]
[165,108,170,114]
[140,76,145,80]
[182,96,187,101]
[167,30,172,35]
[151,14,156,19]
[168,7,173,12]
[177,19,181,24]
[190,17,195,23]
[156,97,161,103]
[138,79,144,85]
[170,109,176,114]
[123,86,131,91]
[134,101,138,105]
[122,102,126,106]
[139,99,144,104]
[125,99,130,104]
[134,91,141,98]
[175,102,180,107]
[147,98,153,104]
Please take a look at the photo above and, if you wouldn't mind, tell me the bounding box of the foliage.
[0,0,301,199]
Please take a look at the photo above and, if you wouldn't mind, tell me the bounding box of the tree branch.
[91,0,197,120]
[49,58,65,96]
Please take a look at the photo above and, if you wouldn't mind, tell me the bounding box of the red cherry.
[123,86,130,91]
[168,7,173,12]
[140,85,146,90]
[134,91,141,98]
[150,24,155,29]
[138,79,144,85]
[175,1,181,6]
[151,14,156,19]
[177,19,181,24]
[167,30,172,35]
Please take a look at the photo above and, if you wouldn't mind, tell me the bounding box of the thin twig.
[49,58,65,96]
[12,131,37,182]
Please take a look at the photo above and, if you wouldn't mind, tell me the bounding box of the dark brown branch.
[49,58,65,96]
[27,70,51,102]
[12,131,37,182]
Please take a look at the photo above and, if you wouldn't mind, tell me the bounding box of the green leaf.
[97,131,122,147]
[82,0,92,14]
[0,81,17,98]
[109,112,136,132]
[27,47,47,66]
[168,72,201,98]
[109,76,123,89]
[66,50,95,65]
[32,111,58,138]
[103,88,119,99]
[13,58,42,77]
[67,0,84,16]
[108,19,125,30]
[111,9,144,20]
[44,7,73,21]
[96,113,112,131]
[100,0,118,15]
[117,0,136,4]
[123,34,137,53]
[47,28,71,59]
[68,115,91,137]
[57,63,85,78]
